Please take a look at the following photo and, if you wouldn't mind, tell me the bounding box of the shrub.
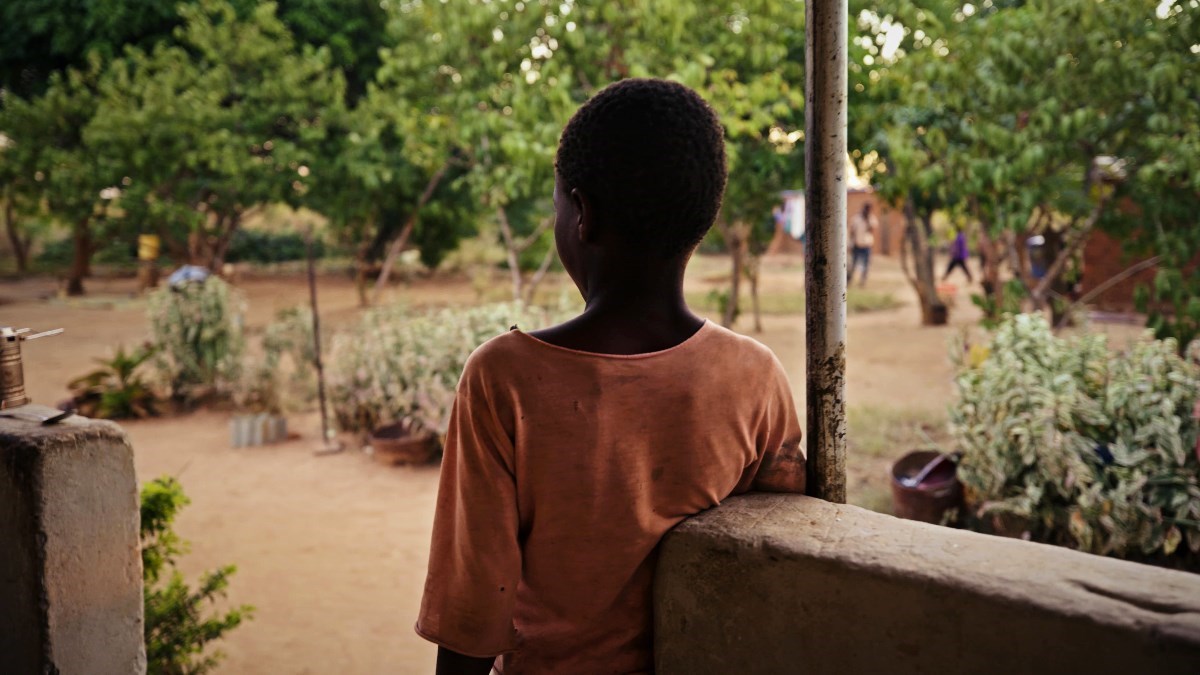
[141,477,251,674]
[950,314,1200,569]
[67,344,159,419]
[233,306,316,415]
[327,301,571,440]
[147,277,245,402]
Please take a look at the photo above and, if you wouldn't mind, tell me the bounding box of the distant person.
[772,203,787,233]
[943,226,973,283]
[848,202,878,286]
[416,79,805,675]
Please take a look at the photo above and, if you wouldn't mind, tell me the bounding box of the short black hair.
[555,78,727,257]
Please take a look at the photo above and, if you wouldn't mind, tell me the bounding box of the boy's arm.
[416,356,520,666]
[750,359,806,493]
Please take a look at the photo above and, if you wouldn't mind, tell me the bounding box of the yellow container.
[137,234,161,261]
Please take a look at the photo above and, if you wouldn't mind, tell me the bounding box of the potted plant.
[368,417,438,466]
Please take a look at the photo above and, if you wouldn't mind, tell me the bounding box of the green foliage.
[951,314,1200,568]
[327,301,572,438]
[147,277,245,401]
[225,228,324,264]
[864,0,1200,326]
[971,280,1027,331]
[1136,258,1200,351]
[68,344,159,419]
[141,477,251,675]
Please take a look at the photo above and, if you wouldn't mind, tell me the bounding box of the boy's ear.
[571,188,595,244]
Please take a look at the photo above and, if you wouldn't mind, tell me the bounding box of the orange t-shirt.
[416,321,804,674]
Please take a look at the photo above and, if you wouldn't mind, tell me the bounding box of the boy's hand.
[436,647,495,675]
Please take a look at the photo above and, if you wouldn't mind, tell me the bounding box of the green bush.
[147,277,245,402]
[141,477,251,674]
[951,314,1200,569]
[326,301,571,439]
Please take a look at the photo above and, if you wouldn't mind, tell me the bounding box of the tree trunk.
[1030,195,1109,313]
[66,216,92,297]
[373,160,450,300]
[522,244,557,306]
[3,197,29,274]
[901,201,946,326]
[977,227,1005,320]
[208,211,242,272]
[496,206,524,302]
[722,223,745,328]
[748,255,763,333]
[354,241,372,308]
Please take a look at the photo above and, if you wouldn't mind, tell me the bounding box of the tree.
[84,0,345,270]
[862,0,1199,328]
[0,60,112,293]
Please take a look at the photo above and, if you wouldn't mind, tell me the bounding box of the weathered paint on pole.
[804,0,848,502]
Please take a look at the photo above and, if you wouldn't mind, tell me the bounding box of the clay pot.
[891,450,963,524]
[370,421,437,466]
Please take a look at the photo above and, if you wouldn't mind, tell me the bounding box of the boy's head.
[554,79,727,262]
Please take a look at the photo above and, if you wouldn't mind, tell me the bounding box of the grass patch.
[844,405,953,514]
[685,288,900,316]
[847,405,950,459]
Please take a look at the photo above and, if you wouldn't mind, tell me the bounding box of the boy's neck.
[531,254,703,355]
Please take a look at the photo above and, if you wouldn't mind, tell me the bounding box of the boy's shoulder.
[462,328,527,372]
[702,321,788,372]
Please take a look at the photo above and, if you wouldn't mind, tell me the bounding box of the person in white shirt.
[848,203,878,286]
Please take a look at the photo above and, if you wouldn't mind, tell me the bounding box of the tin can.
[1,328,29,409]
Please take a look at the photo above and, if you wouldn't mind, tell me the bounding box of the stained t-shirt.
[415,320,804,674]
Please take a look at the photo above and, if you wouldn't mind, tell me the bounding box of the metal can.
[1,327,29,409]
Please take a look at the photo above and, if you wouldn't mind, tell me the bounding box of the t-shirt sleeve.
[415,355,521,657]
[739,356,806,493]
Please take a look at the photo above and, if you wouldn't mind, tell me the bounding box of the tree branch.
[522,242,557,306]
[1032,193,1110,303]
[496,206,524,302]
[373,160,451,300]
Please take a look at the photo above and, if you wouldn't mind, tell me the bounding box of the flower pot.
[891,450,963,524]
[370,421,437,465]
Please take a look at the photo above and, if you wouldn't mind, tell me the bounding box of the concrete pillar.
[1,415,146,674]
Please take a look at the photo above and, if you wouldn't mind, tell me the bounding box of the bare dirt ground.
[0,254,1142,673]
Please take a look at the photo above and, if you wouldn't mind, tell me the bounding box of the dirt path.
[2,254,1133,674]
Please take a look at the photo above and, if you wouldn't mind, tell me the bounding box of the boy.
[416,79,805,674]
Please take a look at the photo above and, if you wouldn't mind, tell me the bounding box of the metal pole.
[306,229,337,453]
[804,0,848,502]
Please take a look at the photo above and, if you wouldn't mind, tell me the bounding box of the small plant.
[67,344,159,419]
[232,307,316,415]
[951,314,1200,569]
[141,477,251,674]
[147,277,245,403]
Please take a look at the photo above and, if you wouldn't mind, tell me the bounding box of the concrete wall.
[1,414,146,675]
[655,494,1200,675]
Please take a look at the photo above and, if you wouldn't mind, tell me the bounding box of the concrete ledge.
[1,415,146,675]
[655,494,1200,675]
